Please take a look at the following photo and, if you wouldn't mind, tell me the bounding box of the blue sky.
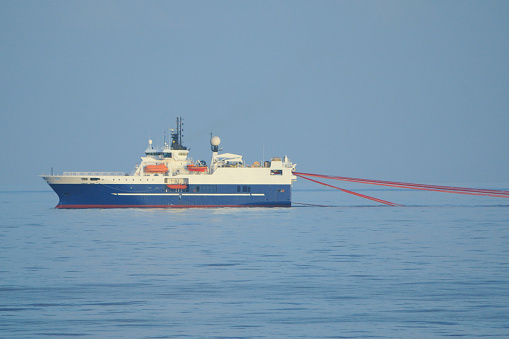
[1,1,508,189]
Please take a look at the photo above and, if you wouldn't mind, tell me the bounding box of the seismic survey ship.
[42,118,297,208]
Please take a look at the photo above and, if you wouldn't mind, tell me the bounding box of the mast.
[171,116,187,150]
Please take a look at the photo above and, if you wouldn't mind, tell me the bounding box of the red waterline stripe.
[56,204,290,209]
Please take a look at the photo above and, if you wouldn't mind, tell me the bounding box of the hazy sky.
[1,1,508,189]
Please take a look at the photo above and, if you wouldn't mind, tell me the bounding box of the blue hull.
[49,183,292,208]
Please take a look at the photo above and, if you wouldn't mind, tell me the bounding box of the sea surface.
[1,186,509,338]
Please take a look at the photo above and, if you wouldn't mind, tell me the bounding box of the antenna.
[180,116,184,145]
[262,142,265,165]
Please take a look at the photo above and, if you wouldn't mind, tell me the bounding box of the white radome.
[211,136,221,146]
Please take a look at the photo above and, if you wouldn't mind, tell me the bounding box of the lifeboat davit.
[187,164,207,172]
[144,164,168,173]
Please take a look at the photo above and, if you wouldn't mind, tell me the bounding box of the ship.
[42,117,297,208]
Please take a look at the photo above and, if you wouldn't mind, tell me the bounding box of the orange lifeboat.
[187,164,207,172]
[144,164,168,173]
[166,184,187,189]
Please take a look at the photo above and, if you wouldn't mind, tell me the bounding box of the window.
[270,170,282,175]
[196,185,217,193]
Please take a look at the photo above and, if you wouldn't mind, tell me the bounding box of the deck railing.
[61,172,128,176]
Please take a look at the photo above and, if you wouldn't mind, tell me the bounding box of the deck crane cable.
[295,173,403,207]
[294,172,509,199]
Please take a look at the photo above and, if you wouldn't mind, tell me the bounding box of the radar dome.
[210,136,221,146]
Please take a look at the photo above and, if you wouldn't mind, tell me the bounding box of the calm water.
[1,187,509,338]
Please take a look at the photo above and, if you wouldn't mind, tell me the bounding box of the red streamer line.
[294,172,509,198]
[295,174,403,207]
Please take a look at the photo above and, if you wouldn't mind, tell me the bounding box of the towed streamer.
[294,172,509,206]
